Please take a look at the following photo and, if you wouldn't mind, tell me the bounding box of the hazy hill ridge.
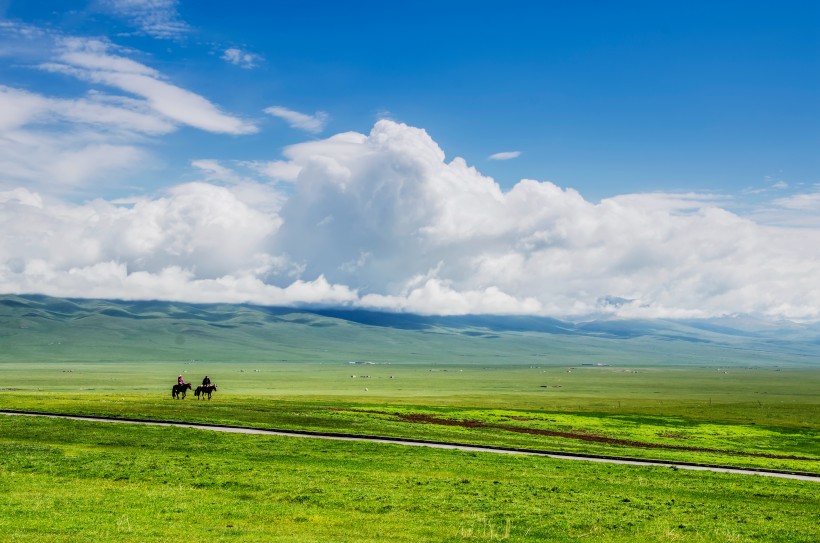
[1,295,818,365]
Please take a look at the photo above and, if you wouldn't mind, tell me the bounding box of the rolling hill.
[1,294,818,366]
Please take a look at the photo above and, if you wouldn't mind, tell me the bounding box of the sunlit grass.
[1,415,817,542]
[2,297,819,540]
[1,358,818,472]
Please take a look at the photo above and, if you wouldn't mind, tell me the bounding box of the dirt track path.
[2,410,818,483]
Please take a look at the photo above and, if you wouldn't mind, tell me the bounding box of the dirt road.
[2,410,817,482]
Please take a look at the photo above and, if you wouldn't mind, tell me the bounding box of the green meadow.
[1,296,819,541]
[1,361,818,473]
[1,415,818,543]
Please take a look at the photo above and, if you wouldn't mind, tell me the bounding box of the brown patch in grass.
[339,410,815,461]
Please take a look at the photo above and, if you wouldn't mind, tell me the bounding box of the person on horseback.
[172,375,191,399]
[202,375,211,387]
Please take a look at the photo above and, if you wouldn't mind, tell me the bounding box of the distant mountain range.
[2,294,818,366]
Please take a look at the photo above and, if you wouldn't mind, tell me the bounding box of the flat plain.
[1,295,818,541]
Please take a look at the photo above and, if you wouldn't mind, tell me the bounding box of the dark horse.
[172,382,192,399]
[195,384,217,400]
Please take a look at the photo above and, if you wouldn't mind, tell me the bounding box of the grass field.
[1,415,818,543]
[1,295,819,540]
[1,358,818,473]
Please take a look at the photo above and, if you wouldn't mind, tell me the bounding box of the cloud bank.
[2,120,819,321]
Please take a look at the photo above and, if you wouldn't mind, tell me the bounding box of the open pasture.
[1,359,818,473]
[1,296,819,540]
[1,414,818,543]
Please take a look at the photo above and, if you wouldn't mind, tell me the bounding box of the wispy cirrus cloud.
[0,19,47,46]
[222,47,262,69]
[0,25,256,190]
[40,37,257,135]
[773,192,820,211]
[98,0,191,40]
[0,85,175,135]
[489,150,521,160]
[0,84,158,188]
[264,106,329,134]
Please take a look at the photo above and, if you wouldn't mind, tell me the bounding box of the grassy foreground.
[1,296,819,540]
[1,415,818,543]
[1,360,817,473]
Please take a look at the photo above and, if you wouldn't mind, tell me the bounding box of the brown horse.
[172,382,192,399]
[195,384,217,400]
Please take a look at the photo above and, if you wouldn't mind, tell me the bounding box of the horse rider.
[202,375,211,388]
[178,374,185,386]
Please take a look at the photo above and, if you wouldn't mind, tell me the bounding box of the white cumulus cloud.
[263,120,820,319]
[1,120,819,321]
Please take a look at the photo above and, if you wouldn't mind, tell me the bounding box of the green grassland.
[1,361,818,473]
[1,415,818,543]
[1,295,819,540]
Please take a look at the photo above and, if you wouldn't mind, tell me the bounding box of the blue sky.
[0,1,818,319]
[4,0,816,199]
